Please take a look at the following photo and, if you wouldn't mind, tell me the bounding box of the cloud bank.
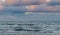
[0,0,59,12]
[0,0,60,21]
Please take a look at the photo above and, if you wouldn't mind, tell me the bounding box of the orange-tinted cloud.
[0,4,4,10]
[39,0,50,3]
[6,0,16,5]
[27,5,37,11]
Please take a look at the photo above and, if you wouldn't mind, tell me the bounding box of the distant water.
[0,21,59,35]
[0,21,60,25]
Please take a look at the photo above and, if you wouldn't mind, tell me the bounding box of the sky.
[0,0,59,12]
[0,0,60,21]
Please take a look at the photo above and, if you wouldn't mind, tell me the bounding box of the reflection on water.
[0,21,59,35]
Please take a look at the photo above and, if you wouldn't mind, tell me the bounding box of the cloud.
[27,4,57,12]
[0,0,60,12]
[0,15,17,21]
[2,0,51,6]
[0,0,60,21]
[4,0,40,6]
[47,0,60,6]
[0,13,60,21]
[1,4,57,12]
[2,6,27,12]
[1,0,60,6]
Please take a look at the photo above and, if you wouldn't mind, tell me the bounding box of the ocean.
[0,21,60,35]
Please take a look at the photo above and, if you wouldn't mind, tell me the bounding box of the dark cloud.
[4,0,41,6]
[2,6,27,12]
[47,0,60,6]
